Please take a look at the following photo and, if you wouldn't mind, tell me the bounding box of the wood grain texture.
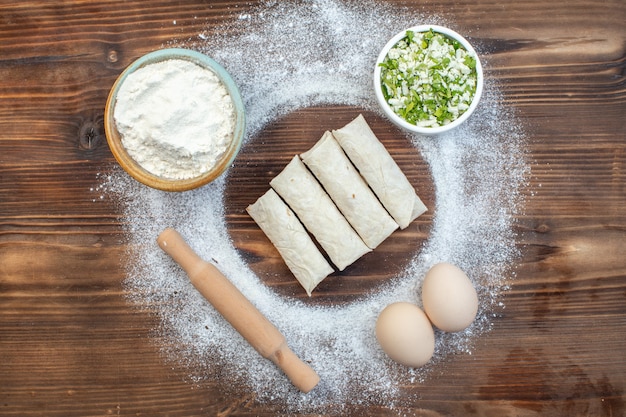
[0,0,624,416]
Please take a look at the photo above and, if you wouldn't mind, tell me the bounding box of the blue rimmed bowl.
[104,48,245,191]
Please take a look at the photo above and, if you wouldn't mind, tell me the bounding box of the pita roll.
[301,131,398,249]
[247,189,333,296]
[270,155,371,271]
[332,114,427,229]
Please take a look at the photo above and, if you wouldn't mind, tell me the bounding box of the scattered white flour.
[97,0,529,414]
[114,58,235,180]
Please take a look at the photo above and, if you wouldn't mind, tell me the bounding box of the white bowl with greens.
[374,25,483,135]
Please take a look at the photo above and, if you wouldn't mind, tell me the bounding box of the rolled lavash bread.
[301,131,399,249]
[332,114,427,229]
[270,155,371,271]
[246,189,333,296]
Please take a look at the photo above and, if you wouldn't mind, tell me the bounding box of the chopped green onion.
[379,29,478,128]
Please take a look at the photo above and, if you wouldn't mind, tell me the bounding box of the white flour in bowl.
[95,0,529,413]
[114,59,234,180]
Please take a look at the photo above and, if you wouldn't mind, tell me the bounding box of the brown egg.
[421,263,478,332]
[375,302,435,367]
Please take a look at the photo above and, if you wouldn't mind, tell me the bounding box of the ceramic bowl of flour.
[105,48,245,191]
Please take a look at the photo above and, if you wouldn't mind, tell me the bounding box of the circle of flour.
[99,0,528,413]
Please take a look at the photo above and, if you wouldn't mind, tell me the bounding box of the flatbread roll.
[246,189,333,296]
[333,114,427,229]
[301,131,399,249]
[270,155,371,271]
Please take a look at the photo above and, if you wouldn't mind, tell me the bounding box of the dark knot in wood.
[78,118,104,151]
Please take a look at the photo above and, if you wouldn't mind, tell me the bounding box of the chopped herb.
[379,29,478,128]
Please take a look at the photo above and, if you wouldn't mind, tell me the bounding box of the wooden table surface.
[1,1,624,416]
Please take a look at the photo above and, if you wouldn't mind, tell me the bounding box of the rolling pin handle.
[270,342,321,394]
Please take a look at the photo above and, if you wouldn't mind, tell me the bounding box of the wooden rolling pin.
[157,227,320,393]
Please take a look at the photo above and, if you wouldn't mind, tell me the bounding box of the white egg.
[421,263,478,332]
[375,302,435,367]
